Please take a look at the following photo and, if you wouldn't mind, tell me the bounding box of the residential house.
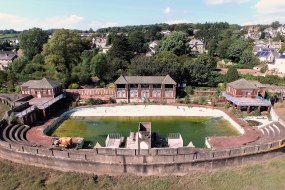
[222,78,271,113]
[114,75,177,103]
[189,38,205,54]
[255,48,279,63]
[146,40,159,56]
[0,50,17,70]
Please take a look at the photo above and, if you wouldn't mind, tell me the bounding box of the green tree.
[42,29,82,84]
[0,70,7,87]
[128,31,146,53]
[239,49,259,66]
[225,67,239,82]
[226,39,249,63]
[159,31,189,56]
[108,34,133,61]
[19,28,48,60]
[92,54,116,83]
[271,21,281,29]
[129,56,154,76]
[184,54,217,86]
[279,43,285,54]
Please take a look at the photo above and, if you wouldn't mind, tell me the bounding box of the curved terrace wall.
[0,133,284,175]
[0,105,285,175]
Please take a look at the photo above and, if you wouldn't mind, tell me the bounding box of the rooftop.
[114,75,176,85]
[228,79,258,90]
[21,78,62,89]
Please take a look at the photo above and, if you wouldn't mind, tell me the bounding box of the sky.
[0,0,284,30]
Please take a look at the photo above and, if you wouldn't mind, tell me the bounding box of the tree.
[91,54,116,83]
[280,43,285,54]
[159,31,189,56]
[128,31,146,53]
[225,67,239,82]
[108,34,133,61]
[226,39,249,63]
[239,49,259,66]
[0,70,7,87]
[42,29,83,84]
[154,51,183,83]
[129,56,154,76]
[19,28,48,60]
[271,21,281,29]
[184,54,217,86]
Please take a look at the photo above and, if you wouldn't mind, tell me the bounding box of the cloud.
[165,19,189,25]
[244,0,285,25]
[164,7,172,16]
[255,0,285,14]
[205,0,249,5]
[89,21,119,29]
[0,13,84,30]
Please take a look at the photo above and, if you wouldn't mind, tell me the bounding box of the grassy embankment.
[0,155,285,189]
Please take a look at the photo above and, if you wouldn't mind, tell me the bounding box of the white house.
[146,41,160,57]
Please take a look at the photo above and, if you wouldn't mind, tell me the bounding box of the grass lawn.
[0,103,9,119]
[1,155,285,189]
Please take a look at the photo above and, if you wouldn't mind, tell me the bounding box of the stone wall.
[65,89,115,99]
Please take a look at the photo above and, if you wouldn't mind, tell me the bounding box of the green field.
[52,116,238,148]
[0,33,18,39]
[0,103,9,119]
[1,155,285,189]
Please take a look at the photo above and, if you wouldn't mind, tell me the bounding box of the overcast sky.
[0,0,284,30]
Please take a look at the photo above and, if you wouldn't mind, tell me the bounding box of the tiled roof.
[21,78,62,89]
[0,51,17,61]
[114,75,176,85]
[228,79,258,89]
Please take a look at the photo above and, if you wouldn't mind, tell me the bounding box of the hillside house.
[189,38,205,54]
[0,50,17,70]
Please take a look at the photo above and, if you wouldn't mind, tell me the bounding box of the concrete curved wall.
[0,128,284,175]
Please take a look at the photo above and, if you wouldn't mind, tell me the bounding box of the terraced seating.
[0,124,32,145]
[249,122,285,145]
[2,124,14,142]
[20,125,30,142]
[8,124,20,142]
[14,125,25,142]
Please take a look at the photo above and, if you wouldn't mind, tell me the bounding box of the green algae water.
[52,116,239,148]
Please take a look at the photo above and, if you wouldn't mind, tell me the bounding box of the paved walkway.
[207,108,261,150]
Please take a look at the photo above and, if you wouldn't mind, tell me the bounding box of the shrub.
[224,104,230,109]
[86,98,106,105]
[198,97,207,105]
[68,83,80,89]
[108,97,116,104]
[251,109,261,116]
[185,95,190,104]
